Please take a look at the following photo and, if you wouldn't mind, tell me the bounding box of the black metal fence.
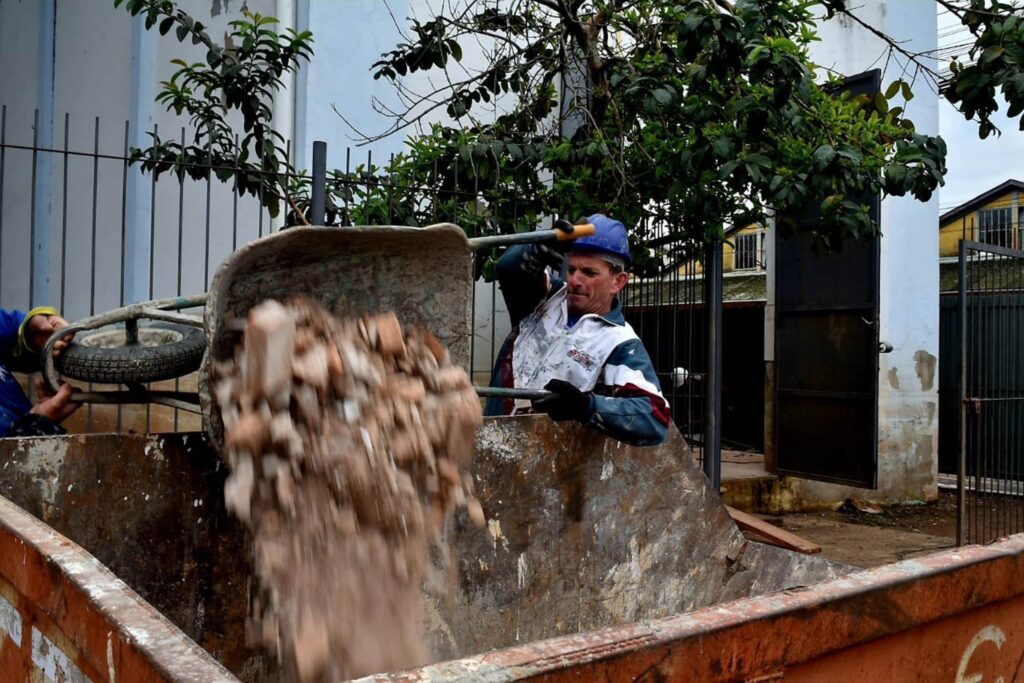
[957,239,1024,545]
[0,106,713,468]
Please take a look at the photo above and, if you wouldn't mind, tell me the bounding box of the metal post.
[310,140,327,226]
[704,240,723,492]
[957,239,967,546]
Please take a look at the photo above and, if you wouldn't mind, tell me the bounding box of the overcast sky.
[937,5,1024,214]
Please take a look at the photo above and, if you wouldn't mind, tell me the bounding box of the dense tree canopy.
[117,0,1024,274]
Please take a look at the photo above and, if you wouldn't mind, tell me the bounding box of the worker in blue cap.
[485,215,669,446]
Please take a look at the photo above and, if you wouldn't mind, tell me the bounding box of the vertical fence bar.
[117,119,130,432]
[87,116,100,431]
[310,141,326,225]
[281,140,291,232]
[703,240,722,490]
[232,134,240,250]
[147,123,158,302]
[90,117,100,318]
[343,147,351,226]
[204,136,213,289]
[0,106,6,293]
[59,113,69,313]
[1000,259,1008,537]
[146,123,158,433]
[29,109,39,310]
[174,127,186,433]
[177,128,185,295]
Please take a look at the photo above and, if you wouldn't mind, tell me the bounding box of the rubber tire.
[55,322,206,384]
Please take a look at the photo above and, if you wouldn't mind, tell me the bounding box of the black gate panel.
[957,240,1024,545]
[773,69,881,488]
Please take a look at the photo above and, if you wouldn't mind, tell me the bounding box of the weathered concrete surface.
[0,433,268,681]
[0,421,849,677]
[426,417,851,660]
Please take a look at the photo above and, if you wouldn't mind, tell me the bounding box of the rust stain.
[0,495,237,682]
[887,367,900,391]
[914,350,937,392]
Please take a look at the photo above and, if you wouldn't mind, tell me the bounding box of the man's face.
[566,252,629,317]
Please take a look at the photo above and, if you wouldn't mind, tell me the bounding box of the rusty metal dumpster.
[1,419,1023,681]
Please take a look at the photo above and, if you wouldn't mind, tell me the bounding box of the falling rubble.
[213,298,484,681]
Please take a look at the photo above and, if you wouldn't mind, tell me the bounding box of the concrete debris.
[216,298,484,681]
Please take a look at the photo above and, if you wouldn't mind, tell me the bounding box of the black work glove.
[531,379,593,422]
[518,219,577,277]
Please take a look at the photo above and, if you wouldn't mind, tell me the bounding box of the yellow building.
[939,179,1024,257]
[684,224,766,275]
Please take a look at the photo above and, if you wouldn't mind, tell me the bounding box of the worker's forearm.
[496,245,549,326]
[587,394,669,446]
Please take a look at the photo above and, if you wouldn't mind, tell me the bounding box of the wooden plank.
[726,505,822,554]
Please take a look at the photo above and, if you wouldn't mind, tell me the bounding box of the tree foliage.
[116,0,1024,275]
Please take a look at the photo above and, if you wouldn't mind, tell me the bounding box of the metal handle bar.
[467,221,594,250]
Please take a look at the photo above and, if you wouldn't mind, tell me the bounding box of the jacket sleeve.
[496,245,553,327]
[0,309,26,365]
[584,338,670,446]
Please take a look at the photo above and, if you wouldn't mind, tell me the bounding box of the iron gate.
[957,239,1024,545]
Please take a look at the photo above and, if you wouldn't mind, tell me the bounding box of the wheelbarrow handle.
[474,387,551,400]
[466,221,595,250]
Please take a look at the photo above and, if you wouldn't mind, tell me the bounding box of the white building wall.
[779,0,940,503]
[0,0,273,321]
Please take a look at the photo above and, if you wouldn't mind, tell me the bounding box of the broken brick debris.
[216,299,483,681]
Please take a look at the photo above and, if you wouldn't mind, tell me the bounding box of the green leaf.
[981,46,1005,65]
[711,137,731,157]
[653,89,672,105]
[813,145,835,166]
[884,80,901,99]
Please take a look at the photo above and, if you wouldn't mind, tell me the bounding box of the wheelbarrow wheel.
[55,322,206,385]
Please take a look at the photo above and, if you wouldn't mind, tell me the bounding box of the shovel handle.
[467,222,595,250]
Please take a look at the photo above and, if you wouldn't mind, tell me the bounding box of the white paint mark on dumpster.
[106,631,116,683]
[32,626,89,682]
[517,553,528,589]
[0,594,22,646]
[487,519,508,551]
[600,460,614,481]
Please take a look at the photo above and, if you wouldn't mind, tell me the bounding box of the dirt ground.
[758,491,960,568]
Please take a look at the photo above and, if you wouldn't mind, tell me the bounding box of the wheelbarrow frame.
[41,223,592,415]
[40,293,210,413]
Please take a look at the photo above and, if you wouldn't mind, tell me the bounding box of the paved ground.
[754,491,959,568]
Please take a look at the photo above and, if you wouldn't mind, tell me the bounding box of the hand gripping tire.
[54,322,206,385]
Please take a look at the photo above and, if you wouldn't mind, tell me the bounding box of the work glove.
[531,379,593,423]
[518,219,577,277]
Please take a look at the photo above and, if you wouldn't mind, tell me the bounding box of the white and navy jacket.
[485,245,670,446]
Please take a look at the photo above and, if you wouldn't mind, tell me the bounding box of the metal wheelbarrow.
[41,222,591,439]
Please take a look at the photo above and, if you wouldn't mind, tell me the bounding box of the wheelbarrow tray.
[200,224,474,447]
